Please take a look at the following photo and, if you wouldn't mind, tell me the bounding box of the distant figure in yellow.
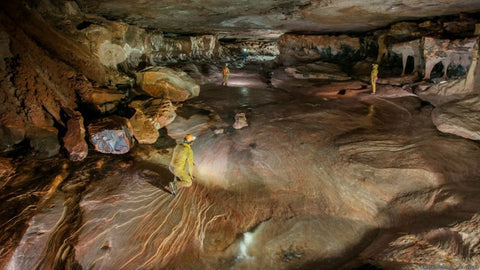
[168,134,196,195]
[371,63,379,94]
[221,63,230,86]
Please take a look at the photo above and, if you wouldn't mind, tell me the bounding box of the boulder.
[0,125,26,152]
[432,95,480,140]
[136,66,200,101]
[87,116,134,154]
[129,98,176,144]
[63,113,88,161]
[129,111,159,144]
[130,99,176,130]
[27,127,60,158]
[233,113,248,130]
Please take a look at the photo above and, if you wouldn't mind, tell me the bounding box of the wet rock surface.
[2,69,480,269]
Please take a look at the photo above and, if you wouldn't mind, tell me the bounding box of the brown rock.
[432,95,480,140]
[0,1,107,84]
[78,87,125,105]
[233,113,248,130]
[0,157,14,179]
[129,111,159,144]
[63,113,88,161]
[136,67,200,101]
[130,98,176,129]
[88,116,134,154]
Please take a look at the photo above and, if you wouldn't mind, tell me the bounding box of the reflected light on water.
[238,231,255,260]
[240,87,249,96]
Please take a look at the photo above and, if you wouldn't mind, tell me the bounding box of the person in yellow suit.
[168,134,196,195]
[221,63,230,86]
[371,63,379,94]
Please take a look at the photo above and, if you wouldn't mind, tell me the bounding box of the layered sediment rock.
[432,95,480,140]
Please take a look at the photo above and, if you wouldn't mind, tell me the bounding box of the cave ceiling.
[76,0,480,38]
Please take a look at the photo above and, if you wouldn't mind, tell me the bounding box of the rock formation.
[63,112,89,161]
[136,67,200,101]
[87,116,134,154]
[129,98,176,144]
[423,37,478,80]
[390,39,423,76]
[278,34,361,66]
[432,95,480,140]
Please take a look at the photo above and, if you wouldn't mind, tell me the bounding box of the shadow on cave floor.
[132,160,175,195]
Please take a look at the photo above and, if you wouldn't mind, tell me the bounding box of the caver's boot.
[169,181,178,196]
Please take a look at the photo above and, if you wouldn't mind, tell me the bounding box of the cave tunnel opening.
[76,21,93,30]
[405,55,415,75]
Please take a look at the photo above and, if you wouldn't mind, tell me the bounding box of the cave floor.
[2,66,480,270]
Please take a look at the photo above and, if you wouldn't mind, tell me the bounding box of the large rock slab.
[432,95,480,140]
[284,62,351,81]
[63,113,88,161]
[136,67,200,101]
[87,116,134,154]
[129,111,160,144]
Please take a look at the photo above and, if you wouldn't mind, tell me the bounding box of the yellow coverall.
[371,65,378,94]
[169,143,194,187]
[222,67,230,86]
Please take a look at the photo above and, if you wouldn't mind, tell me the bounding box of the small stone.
[233,113,248,130]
